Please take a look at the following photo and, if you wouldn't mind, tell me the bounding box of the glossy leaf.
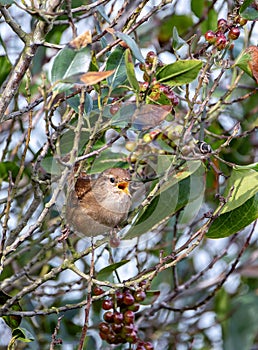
[106,46,127,88]
[234,46,258,83]
[240,0,258,20]
[116,32,145,63]
[12,327,34,342]
[125,48,140,91]
[206,193,258,239]
[51,46,91,91]
[156,60,202,87]
[97,260,130,281]
[221,164,258,213]
[125,161,205,239]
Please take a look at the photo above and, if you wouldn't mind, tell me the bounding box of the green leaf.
[158,15,193,43]
[191,0,204,18]
[224,293,258,350]
[206,193,258,239]
[0,55,12,85]
[240,0,258,20]
[0,291,22,329]
[0,0,14,4]
[97,260,130,281]
[172,27,186,51]
[156,59,202,87]
[125,48,140,91]
[125,161,205,239]
[234,49,253,78]
[116,32,145,63]
[0,161,20,181]
[201,8,218,33]
[12,327,34,342]
[51,46,91,91]
[221,164,258,214]
[106,46,127,89]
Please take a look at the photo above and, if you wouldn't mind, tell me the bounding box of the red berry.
[146,51,156,63]
[204,30,216,44]
[99,322,110,333]
[228,27,240,40]
[99,331,108,341]
[103,311,114,323]
[235,15,247,26]
[145,341,154,350]
[124,310,135,324]
[110,104,120,115]
[125,330,138,343]
[215,35,227,50]
[107,332,116,344]
[217,18,228,32]
[102,299,113,310]
[113,312,124,324]
[112,323,123,333]
[134,290,146,302]
[115,290,124,306]
[139,63,146,71]
[93,286,104,295]
[123,292,135,306]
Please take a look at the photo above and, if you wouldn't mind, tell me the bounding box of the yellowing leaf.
[80,70,115,85]
[68,30,92,50]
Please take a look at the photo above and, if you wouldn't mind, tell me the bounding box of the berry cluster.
[139,51,179,106]
[94,286,153,349]
[204,16,247,50]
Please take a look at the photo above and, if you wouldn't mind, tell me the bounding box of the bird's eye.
[109,176,115,183]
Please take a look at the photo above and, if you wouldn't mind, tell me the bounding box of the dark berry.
[235,15,247,26]
[228,27,240,40]
[145,341,154,350]
[113,312,124,324]
[146,51,156,63]
[136,345,145,350]
[107,332,116,344]
[93,286,104,295]
[102,299,113,310]
[123,292,135,306]
[204,30,216,44]
[112,323,123,333]
[110,104,120,115]
[99,331,108,341]
[124,310,135,324]
[125,330,138,343]
[109,235,120,247]
[217,18,228,32]
[139,63,146,71]
[134,290,146,302]
[115,290,124,306]
[103,311,114,323]
[99,322,110,333]
[215,35,227,50]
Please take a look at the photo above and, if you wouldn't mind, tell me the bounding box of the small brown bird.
[66,168,132,236]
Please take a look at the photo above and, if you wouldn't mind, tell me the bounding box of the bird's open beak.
[117,181,130,196]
